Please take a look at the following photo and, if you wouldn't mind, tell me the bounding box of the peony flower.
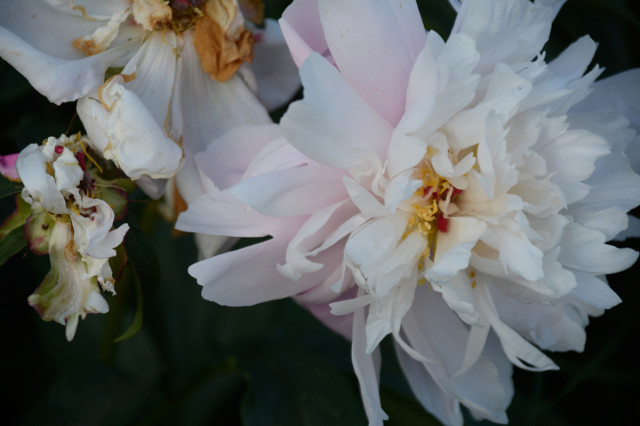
[16,134,129,341]
[0,0,299,203]
[178,0,640,424]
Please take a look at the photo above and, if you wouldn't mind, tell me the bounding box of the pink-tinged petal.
[230,163,347,217]
[351,299,388,425]
[452,0,565,74]
[173,32,271,203]
[280,0,327,68]
[194,124,282,191]
[192,234,342,306]
[297,285,358,340]
[318,0,427,125]
[192,238,299,305]
[280,53,393,170]
[394,342,464,426]
[277,201,352,281]
[301,301,353,340]
[0,153,19,181]
[241,137,309,180]
[176,190,295,238]
[251,19,301,111]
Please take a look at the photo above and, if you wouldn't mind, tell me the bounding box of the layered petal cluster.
[180,0,640,424]
[0,0,299,204]
[17,134,129,341]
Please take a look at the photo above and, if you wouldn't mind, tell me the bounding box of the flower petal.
[251,19,301,111]
[280,53,393,171]
[317,0,426,125]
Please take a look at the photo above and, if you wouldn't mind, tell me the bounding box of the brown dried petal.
[193,0,254,82]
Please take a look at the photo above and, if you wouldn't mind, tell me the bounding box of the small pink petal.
[0,153,20,182]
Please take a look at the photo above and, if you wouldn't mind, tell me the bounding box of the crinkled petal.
[452,0,565,74]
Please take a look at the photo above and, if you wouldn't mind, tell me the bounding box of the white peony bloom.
[178,0,640,424]
[17,134,129,341]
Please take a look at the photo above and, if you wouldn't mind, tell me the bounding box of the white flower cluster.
[17,134,129,341]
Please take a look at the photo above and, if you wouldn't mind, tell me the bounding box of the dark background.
[1,1,639,425]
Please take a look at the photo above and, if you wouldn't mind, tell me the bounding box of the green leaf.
[112,219,161,342]
[113,268,143,343]
[0,225,27,267]
[0,194,30,238]
[0,175,21,199]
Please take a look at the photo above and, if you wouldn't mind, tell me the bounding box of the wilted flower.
[0,0,299,202]
[178,0,640,424]
[16,134,129,341]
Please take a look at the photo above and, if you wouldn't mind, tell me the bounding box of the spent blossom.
[177,0,640,424]
[15,134,129,341]
[0,0,299,203]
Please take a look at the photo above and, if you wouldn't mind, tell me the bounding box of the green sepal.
[24,207,55,255]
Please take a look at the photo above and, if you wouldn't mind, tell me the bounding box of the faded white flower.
[0,0,299,203]
[17,134,129,341]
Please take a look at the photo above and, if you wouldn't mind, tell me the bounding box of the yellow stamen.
[78,140,103,173]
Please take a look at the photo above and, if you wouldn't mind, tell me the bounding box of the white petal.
[394,342,464,426]
[476,284,557,371]
[452,0,564,73]
[174,32,271,203]
[351,300,388,424]
[78,78,183,181]
[571,271,621,310]
[0,0,136,104]
[343,177,389,218]
[427,217,487,283]
[559,223,639,274]
[16,144,67,214]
